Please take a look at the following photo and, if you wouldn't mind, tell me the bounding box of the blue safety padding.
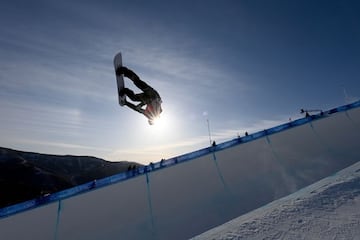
[1,100,359,219]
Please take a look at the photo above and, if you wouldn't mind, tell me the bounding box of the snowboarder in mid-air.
[116,66,162,125]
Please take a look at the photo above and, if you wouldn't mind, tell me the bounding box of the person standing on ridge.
[116,66,162,125]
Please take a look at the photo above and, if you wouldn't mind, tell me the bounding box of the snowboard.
[113,52,126,106]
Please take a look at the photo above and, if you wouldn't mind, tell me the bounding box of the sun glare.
[147,111,173,136]
[152,114,167,129]
[152,116,161,125]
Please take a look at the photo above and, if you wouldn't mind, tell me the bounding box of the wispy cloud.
[1,137,112,157]
[0,99,86,137]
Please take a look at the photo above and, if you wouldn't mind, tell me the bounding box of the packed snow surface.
[192,161,360,240]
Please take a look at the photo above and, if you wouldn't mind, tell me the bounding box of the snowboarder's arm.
[124,101,144,114]
[136,102,146,109]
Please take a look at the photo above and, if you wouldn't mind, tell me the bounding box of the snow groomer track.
[1,101,360,240]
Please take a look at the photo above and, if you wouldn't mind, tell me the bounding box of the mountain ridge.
[0,147,141,208]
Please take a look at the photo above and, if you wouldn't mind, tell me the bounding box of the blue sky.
[1,0,359,164]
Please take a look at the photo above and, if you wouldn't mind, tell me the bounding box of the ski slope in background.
[192,160,360,239]
[0,100,360,240]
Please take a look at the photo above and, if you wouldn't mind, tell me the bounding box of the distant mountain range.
[0,147,141,208]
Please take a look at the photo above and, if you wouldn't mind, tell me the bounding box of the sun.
[142,109,178,140]
[151,114,167,129]
[147,111,172,135]
[151,116,161,125]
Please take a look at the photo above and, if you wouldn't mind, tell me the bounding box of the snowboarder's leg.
[117,67,151,91]
[132,78,151,92]
[121,88,142,102]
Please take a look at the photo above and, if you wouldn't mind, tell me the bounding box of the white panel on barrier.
[0,202,58,239]
[310,107,360,157]
[58,175,151,240]
[149,154,225,239]
[348,107,360,125]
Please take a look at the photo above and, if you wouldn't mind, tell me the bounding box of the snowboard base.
[114,52,126,106]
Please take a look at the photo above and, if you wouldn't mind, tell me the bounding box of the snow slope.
[192,161,360,240]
